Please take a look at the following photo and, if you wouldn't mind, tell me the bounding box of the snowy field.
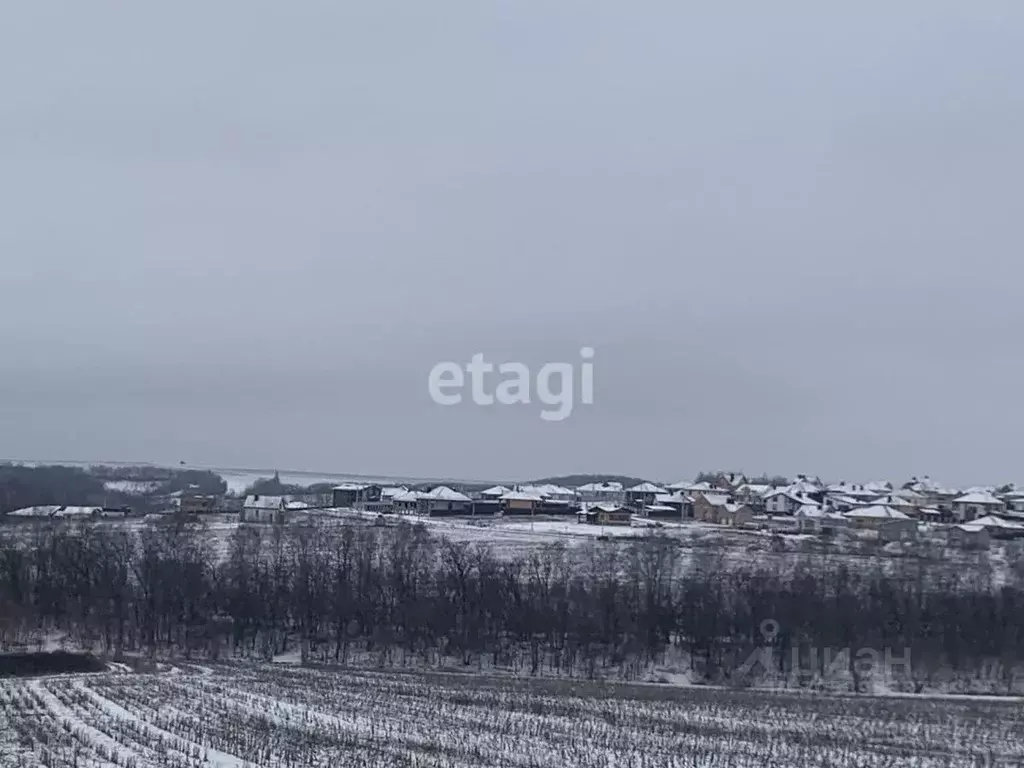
[1,662,1021,767]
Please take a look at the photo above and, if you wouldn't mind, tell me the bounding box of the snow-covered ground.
[1,662,1020,767]
[102,480,162,495]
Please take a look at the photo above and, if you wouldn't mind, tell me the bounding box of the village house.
[479,485,512,500]
[667,480,715,497]
[500,490,544,516]
[625,482,668,509]
[877,494,919,516]
[948,523,991,550]
[647,492,693,519]
[891,487,927,508]
[694,494,753,526]
[794,504,849,534]
[966,515,1024,539]
[380,486,409,503]
[903,477,960,514]
[575,482,625,505]
[7,505,104,520]
[521,484,576,503]
[951,491,1005,522]
[416,486,472,516]
[179,494,220,515]
[331,483,383,509]
[763,488,810,515]
[734,483,771,506]
[917,506,947,524]
[241,494,286,524]
[825,482,882,506]
[842,504,912,530]
[580,503,632,526]
[1000,489,1024,519]
[710,472,747,491]
[878,518,919,543]
[391,490,423,515]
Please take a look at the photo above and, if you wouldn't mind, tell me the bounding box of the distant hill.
[529,474,649,488]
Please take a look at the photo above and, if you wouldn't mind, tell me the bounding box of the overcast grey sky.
[1,1,1022,485]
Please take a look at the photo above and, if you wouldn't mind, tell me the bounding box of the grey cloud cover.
[1,1,1022,484]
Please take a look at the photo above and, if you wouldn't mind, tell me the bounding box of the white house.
[392,490,424,514]
[952,491,1005,522]
[795,504,848,533]
[479,485,512,499]
[520,484,576,502]
[843,505,912,529]
[242,494,286,523]
[625,482,668,507]
[1000,489,1024,519]
[417,486,472,516]
[967,515,1024,537]
[763,488,811,515]
[575,482,625,505]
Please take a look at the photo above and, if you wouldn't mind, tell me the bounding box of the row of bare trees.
[1,519,1022,687]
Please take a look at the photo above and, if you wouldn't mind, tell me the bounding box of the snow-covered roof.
[971,515,1024,531]
[589,503,630,514]
[480,485,512,497]
[796,505,845,520]
[765,487,815,504]
[539,484,574,495]
[332,483,371,491]
[627,482,668,494]
[952,524,987,535]
[736,483,770,495]
[892,488,926,501]
[701,493,731,507]
[795,504,823,517]
[843,505,911,521]
[789,479,823,495]
[244,495,286,510]
[285,501,309,510]
[423,486,471,502]
[53,506,102,517]
[906,476,943,493]
[829,494,866,507]
[667,480,709,492]
[392,490,424,503]
[877,495,916,508]
[654,493,685,504]
[7,505,61,518]
[518,484,574,498]
[500,490,543,502]
[576,481,624,492]
[953,491,1004,506]
[381,486,408,498]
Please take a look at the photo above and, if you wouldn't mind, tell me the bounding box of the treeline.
[0,464,109,513]
[0,465,229,516]
[0,521,1022,690]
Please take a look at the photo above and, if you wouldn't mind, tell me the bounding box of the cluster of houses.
[230,473,1024,550]
[5,504,130,520]
[9,470,1024,552]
